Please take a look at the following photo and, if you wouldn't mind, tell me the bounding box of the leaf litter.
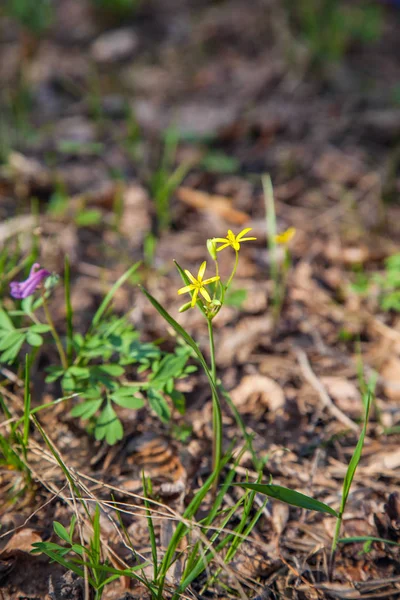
[1,0,400,598]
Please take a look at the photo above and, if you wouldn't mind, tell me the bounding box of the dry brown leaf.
[320,377,362,417]
[176,186,250,225]
[381,356,400,401]
[230,374,285,415]
[0,528,42,556]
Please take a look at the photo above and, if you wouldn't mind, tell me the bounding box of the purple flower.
[10,263,50,299]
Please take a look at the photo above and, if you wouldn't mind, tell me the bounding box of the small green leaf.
[70,399,103,419]
[26,331,44,347]
[21,296,34,314]
[45,366,65,383]
[169,389,186,414]
[0,309,14,330]
[95,364,125,376]
[110,391,145,409]
[147,388,171,423]
[68,366,90,378]
[94,403,123,445]
[53,521,71,543]
[0,335,25,363]
[75,209,102,227]
[233,483,338,517]
[0,330,24,351]
[29,324,52,333]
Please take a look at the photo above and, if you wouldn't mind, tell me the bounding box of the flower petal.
[197,261,207,281]
[216,242,230,252]
[200,287,211,303]
[237,227,253,240]
[178,284,195,295]
[203,276,220,285]
[185,270,197,285]
[238,236,257,242]
[191,288,199,307]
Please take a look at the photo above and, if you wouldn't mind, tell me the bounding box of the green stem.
[208,318,222,484]
[42,293,68,371]
[330,513,342,579]
[224,250,239,295]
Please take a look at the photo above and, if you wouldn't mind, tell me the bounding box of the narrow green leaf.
[54,521,71,543]
[64,255,74,364]
[23,354,31,446]
[29,324,52,333]
[340,391,371,515]
[339,536,400,547]
[233,483,338,517]
[91,262,140,328]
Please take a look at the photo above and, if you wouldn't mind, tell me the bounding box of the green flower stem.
[225,250,239,293]
[207,317,222,482]
[41,293,68,371]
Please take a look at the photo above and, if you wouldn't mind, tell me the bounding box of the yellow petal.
[178,284,195,295]
[214,237,229,244]
[197,261,207,281]
[185,269,197,285]
[191,288,199,307]
[203,276,220,285]
[275,227,296,245]
[216,242,230,252]
[200,287,211,302]
[237,227,253,240]
[238,236,257,242]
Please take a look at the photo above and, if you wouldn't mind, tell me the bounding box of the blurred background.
[0,0,400,270]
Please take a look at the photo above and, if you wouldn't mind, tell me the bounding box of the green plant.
[329,390,372,576]
[1,260,195,445]
[286,0,383,66]
[32,507,147,600]
[263,174,296,322]
[150,127,192,234]
[90,0,141,16]
[4,0,53,35]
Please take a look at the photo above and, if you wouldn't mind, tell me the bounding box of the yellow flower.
[214,228,257,252]
[178,261,220,307]
[274,227,296,245]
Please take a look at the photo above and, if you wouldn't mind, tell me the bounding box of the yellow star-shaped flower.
[178,261,220,307]
[274,227,296,245]
[214,228,257,252]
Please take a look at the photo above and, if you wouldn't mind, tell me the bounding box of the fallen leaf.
[177,186,250,225]
[230,374,285,414]
[0,528,42,556]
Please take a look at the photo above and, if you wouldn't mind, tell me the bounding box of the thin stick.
[296,349,359,432]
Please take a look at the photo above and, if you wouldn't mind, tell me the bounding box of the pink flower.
[10,263,50,299]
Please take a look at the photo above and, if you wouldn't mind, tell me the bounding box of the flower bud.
[179,301,192,313]
[207,239,218,261]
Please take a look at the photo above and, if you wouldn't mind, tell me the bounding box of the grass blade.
[233,483,338,517]
[64,255,74,364]
[91,262,140,329]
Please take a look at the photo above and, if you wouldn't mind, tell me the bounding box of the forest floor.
[1,1,400,598]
